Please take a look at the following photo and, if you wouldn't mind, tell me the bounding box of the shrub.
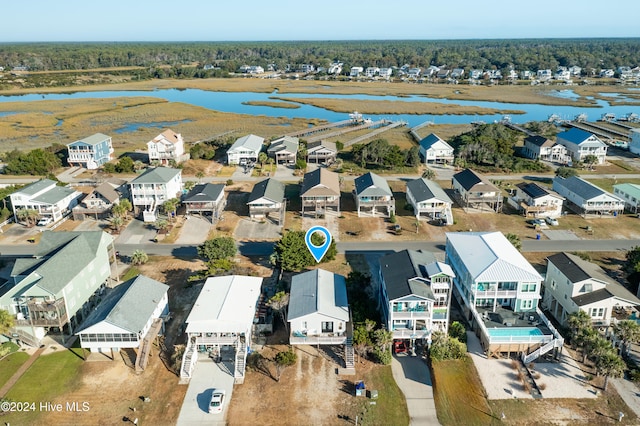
[538,383,547,391]
[449,321,467,343]
[226,179,234,186]
[373,347,392,365]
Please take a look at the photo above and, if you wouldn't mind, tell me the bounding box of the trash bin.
[355,380,365,396]
[536,233,541,240]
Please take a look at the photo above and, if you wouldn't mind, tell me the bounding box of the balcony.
[15,298,69,327]
[290,331,347,345]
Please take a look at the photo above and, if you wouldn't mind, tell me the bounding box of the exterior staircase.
[135,318,163,373]
[180,337,198,380]
[234,336,247,384]
[522,337,564,365]
[344,337,355,369]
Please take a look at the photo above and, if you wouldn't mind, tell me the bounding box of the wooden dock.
[284,119,353,138]
[306,119,391,143]
[344,121,407,147]
[565,121,626,141]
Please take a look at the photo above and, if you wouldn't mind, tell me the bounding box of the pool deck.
[477,306,552,336]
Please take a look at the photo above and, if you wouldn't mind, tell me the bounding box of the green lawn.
[3,348,84,424]
[433,357,499,426]
[0,350,30,389]
[355,365,410,426]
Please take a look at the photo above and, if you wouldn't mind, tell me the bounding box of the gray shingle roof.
[572,288,615,306]
[228,134,264,152]
[93,182,120,204]
[300,168,340,196]
[287,269,349,321]
[354,172,392,197]
[380,250,438,301]
[547,252,610,284]
[406,178,452,203]
[453,169,497,192]
[524,135,554,147]
[307,140,337,153]
[76,275,168,334]
[129,167,181,184]
[267,136,299,154]
[248,178,285,204]
[183,183,225,203]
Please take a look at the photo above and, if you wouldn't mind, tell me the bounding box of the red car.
[393,340,408,354]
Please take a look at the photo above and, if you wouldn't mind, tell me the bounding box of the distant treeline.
[1,39,639,74]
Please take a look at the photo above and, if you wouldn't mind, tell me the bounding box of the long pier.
[284,119,353,138]
[565,121,626,141]
[306,119,391,143]
[502,122,537,137]
[344,121,407,147]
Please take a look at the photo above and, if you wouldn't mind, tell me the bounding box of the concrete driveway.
[176,215,212,245]
[115,218,157,244]
[234,218,282,240]
[391,354,440,426]
[176,357,235,426]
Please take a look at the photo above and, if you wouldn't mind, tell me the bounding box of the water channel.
[0,88,639,128]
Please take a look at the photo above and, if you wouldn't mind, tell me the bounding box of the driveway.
[391,354,440,426]
[176,215,212,245]
[176,357,235,426]
[115,218,157,244]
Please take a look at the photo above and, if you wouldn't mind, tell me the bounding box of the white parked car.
[37,217,53,226]
[209,389,225,414]
[545,217,559,226]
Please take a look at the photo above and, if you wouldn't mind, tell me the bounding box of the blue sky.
[2,1,639,42]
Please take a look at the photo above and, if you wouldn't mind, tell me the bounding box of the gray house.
[406,178,453,224]
[182,183,226,222]
[267,136,299,164]
[247,178,285,224]
[353,172,395,217]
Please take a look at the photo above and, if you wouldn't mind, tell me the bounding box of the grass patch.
[352,365,410,426]
[243,100,300,109]
[0,351,30,389]
[120,266,141,281]
[609,159,637,172]
[432,357,496,426]
[217,166,237,177]
[3,348,84,424]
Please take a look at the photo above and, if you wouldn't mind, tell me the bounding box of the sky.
[2,1,639,42]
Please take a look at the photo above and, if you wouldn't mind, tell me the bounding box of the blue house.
[67,133,114,170]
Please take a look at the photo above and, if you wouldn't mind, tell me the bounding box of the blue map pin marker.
[305,226,332,263]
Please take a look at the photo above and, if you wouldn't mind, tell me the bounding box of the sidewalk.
[0,345,46,398]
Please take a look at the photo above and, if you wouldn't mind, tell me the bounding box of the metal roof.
[183,183,225,203]
[69,133,111,146]
[553,176,609,201]
[32,186,78,205]
[446,232,542,283]
[16,179,57,197]
[379,250,439,301]
[129,167,181,184]
[248,178,285,204]
[614,183,640,201]
[267,136,299,154]
[406,178,452,203]
[75,275,168,334]
[288,269,349,321]
[185,275,262,334]
[419,133,453,151]
[354,172,392,197]
[228,134,264,152]
[557,128,606,147]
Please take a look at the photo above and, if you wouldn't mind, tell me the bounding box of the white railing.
[289,334,347,345]
[195,335,239,345]
[180,339,198,379]
[392,311,431,320]
[391,329,431,339]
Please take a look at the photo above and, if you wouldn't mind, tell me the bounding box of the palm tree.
[162,198,180,222]
[17,208,39,227]
[155,218,169,232]
[595,350,625,391]
[567,310,592,348]
[195,171,205,183]
[111,216,123,232]
[258,152,268,173]
[267,291,290,334]
[111,203,127,219]
[267,157,275,174]
[184,180,196,191]
[422,168,436,180]
[130,249,149,265]
[505,233,522,251]
[374,328,394,354]
[613,320,640,359]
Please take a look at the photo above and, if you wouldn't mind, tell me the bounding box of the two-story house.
[353,172,395,217]
[267,136,299,164]
[10,179,83,224]
[247,178,285,224]
[0,231,116,346]
[180,275,262,383]
[452,169,503,212]
[379,250,454,343]
[613,183,640,213]
[556,128,608,165]
[306,141,337,165]
[67,133,114,170]
[552,176,624,217]
[513,182,564,218]
[300,168,340,217]
[182,183,226,222]
[72,182,121,221]
[75,274,169,367]
[522,135,569,163]
[147,129,185,165]
[445,232,563,360]
[405,178,453,224]
[226,134,264,165]
[543,252,640,327]
[418,133,455,165]
[129,167,183,222]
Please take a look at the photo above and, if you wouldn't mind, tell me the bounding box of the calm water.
[0,88,639,127]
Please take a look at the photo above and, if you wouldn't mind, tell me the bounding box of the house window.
[321,322,333,333]
[521,299,533,310]
[590,307,605,318]
[550,280,556,290]
[303,321,307,329]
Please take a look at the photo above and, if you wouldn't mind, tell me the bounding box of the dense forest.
[1,39,639,75]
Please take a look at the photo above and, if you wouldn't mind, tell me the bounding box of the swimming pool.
[487,327,543,337]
